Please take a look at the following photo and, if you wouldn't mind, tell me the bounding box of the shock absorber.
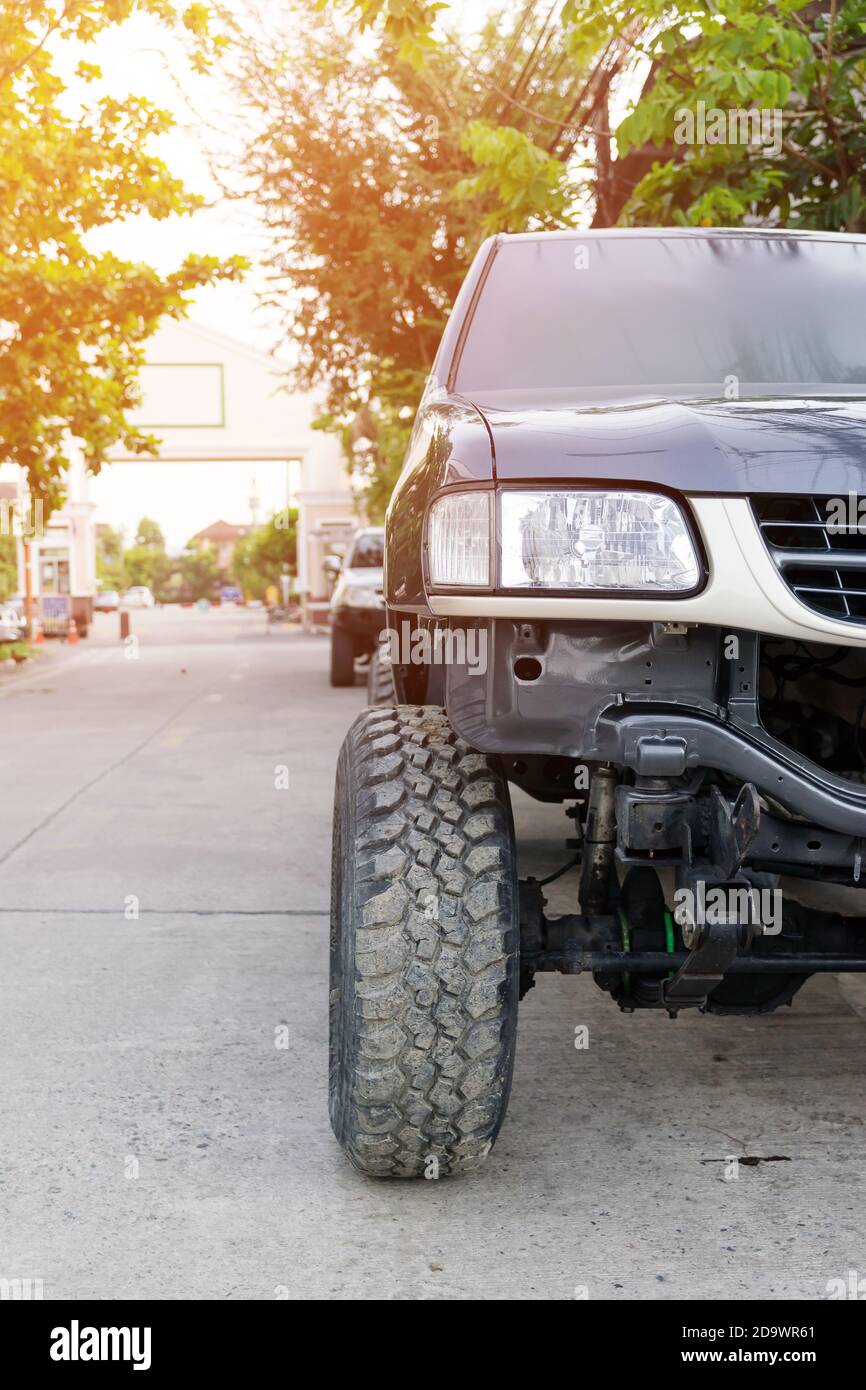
[579,766,618,915]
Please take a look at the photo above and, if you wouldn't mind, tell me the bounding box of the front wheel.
[329,705,520,1177]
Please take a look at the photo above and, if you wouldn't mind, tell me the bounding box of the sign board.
[128,363,225,429]
[41,594,70,635]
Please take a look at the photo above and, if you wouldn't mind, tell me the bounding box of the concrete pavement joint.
[0,684,213,868]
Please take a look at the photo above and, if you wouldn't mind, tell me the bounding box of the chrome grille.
[751,494,866,623]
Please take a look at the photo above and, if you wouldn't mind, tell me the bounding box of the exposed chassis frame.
[442,619,866,850]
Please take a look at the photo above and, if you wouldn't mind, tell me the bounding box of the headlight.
[344,584,384,607]
[428,491,491,587]
[500,491,700,591]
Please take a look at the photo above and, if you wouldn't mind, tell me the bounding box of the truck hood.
[476,395,866,495]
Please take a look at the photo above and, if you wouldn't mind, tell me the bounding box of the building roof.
[191,520,250,543]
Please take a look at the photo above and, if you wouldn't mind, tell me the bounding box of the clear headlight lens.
[344,584,384,607]
[428,491,491,587]
[500,491,700,591]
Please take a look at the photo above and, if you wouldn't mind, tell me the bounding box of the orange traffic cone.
[32,621,44,644]
[67,618,79,645]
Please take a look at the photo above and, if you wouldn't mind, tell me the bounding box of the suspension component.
[579,766,618,914]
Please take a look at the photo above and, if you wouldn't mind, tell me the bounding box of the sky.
[88,460,299,553]
[48,3,299,548]
[59,5,276,352]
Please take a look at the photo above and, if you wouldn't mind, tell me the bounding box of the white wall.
[113,318,346,493]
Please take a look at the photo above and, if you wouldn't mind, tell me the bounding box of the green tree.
[608,1,866,231]
[324,0,866,232]
[178,540,219,601]
[226,2,602,516]
[134,517,166,551]
[123,547,172,598]
[96,523,125,591]
[231,510,298,600]
[0,1,247,515]
[315,0,637,227]
[0,533,17,601]
[123,515,171,598]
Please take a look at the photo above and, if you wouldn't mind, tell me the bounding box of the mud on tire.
[329,705,519,1177]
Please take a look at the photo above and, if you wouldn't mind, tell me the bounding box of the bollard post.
[120,610,130,642]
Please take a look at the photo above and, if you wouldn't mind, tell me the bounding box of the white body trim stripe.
[428,497,866,648]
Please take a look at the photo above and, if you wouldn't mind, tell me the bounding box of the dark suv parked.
[330,228,866,1178]
[329,527,386,687]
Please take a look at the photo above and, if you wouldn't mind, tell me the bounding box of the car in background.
[0,604,24,643]
[328,526,385,686]
[121,586,155,609]
[94,590,120,613]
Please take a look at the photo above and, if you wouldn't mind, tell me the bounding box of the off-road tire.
[330,626,355,687]
[367,648,397,706]
[329,705,519,1177]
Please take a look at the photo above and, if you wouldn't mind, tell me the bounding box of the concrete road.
[1,607,864,1300]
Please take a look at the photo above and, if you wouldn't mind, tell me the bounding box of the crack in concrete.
[0,685,211,868]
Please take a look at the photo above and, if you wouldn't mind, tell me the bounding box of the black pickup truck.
[329,228,866,1178]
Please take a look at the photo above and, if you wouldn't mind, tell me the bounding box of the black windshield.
[455,235,866,404]
[347,534,384,567]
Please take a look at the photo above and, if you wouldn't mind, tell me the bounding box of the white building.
[3,319,358,631]
[110,318,360,626]
[3,446,98,635]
